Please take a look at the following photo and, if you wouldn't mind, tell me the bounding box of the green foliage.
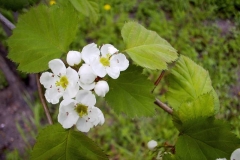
[176,93,215,122]
[121,22,178,70]
[105,65,155,117]
[166,55,219,111]
[69,0,99,23]
[31,124,108,160]
[7,3,78,73]
[0,0,39,11]
[172,117,240,160]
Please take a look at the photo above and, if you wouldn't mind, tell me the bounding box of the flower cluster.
[40,43,129,132]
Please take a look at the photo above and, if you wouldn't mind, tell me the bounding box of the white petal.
[101,44,118,56]
[231,148,240,160]
[106,66,120,79]
[110,53,129,71]
[78,81,95,90]
[63,83,79,99]
[94,81,109,97]
[66,51,81,66]
[58,99,79,128]
[75,90,96,106]
[147,140,158,150]
[66,67,79,84]
[76,117,93,132]
[78,64,97,84]
[91,58,106,77]
[81,43,100,64]
[39,72,58,88]
[49,59,66,76]
[45,87,63,104]
[87,107,105,126]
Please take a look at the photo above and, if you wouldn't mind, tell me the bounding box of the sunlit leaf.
[69,0,99,23]
[105,65,155,117]
[121,22,178,70]
[166,55,219,111]
[8,3,78,73]
[177,93,215,122]
[31,124,108,160]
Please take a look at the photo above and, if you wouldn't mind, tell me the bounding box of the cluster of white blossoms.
[40,43,129,132]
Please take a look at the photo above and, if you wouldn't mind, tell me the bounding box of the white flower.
[147,140,158,150]
[58,90,105,132]
[82,43,129,79]
[216,158,227,160]
[78,64,97,84]
[66,51,81,66]
[231,148,240,160]
[94,81,109,97]
[40,59,79,104]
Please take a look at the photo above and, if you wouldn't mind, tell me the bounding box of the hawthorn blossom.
[231,148,240,160]
[147,140,158,150]
[40,59,79,104]
[58,90,104,132]
[82,43,129,79]
[66,51,81,66]
[94,81,109,97]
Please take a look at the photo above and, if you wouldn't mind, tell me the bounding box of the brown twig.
[36,74,53,125]
[154,98,173,115]
[151,70,165,93]
[0,13,15,30]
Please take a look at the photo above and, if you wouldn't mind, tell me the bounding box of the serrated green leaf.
[105,65,155,117]
[174,117,240,160]
[69,0,99,23]
[8,4,78,73]
[31,124,108,160]
[166,55,219,111]
[177,93,215,122]
[121,22,178,70]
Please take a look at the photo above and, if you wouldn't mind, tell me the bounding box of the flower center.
[75,104,88,117]
[100,54,110,66]
[55,76,69,89]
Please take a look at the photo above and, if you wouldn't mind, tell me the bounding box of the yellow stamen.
[55,76,68,89]
[100,54,111,66]
[75,104,88,117]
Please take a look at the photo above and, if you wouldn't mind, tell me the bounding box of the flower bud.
[231,148,240,160]
[67,51,81,66]
[94,81,109,97]
[78,64,96,84]
[147,140,157,150]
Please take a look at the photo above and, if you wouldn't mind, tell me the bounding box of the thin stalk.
[154,98,173,115]
[152,70,165,93]
[36,74,53,124]
[0,13,15,30]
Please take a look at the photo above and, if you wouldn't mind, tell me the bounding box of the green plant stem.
[154,98,173,115]
[0,13,15,30]
[36,74,53,125]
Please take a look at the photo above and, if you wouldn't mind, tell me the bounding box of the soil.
[0,44,37,159]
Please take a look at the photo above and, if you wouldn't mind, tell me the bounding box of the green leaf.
[166,55,219,111]
[177,93,215,122]
[31,124,108,160]
[8,4,78,73]
[105,65,155,117]
[121,22,178,70]
[69,0,99,23]
[174,117,240,160]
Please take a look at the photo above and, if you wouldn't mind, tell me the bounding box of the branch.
[36,74,53,125]
[152,70,165,93]
[154,98,173,115]
[0,13,15,30]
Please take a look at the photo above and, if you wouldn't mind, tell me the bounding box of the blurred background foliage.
[0,0,240,159]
